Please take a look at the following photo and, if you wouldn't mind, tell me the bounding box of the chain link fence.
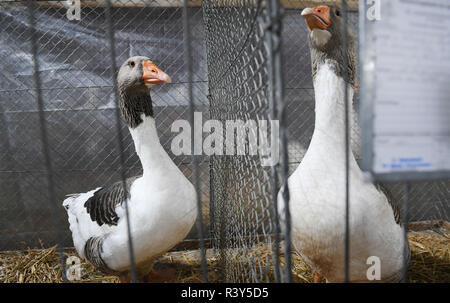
[0,0,448,283]
[204,0,280,282]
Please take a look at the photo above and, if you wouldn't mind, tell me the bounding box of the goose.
[63,56,197,282]
[278,6,409,282]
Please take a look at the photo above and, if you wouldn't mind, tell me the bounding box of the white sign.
[366,0,450,177]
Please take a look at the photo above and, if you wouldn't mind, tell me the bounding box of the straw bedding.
[0,222,448,283]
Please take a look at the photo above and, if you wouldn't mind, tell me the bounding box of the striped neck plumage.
[119,88,154,129]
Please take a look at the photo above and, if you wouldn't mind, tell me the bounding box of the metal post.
[184,0,209,283]
[267,0,292,283]
[27,0,67,283]
[341,0,351,283]
[104,0,137,283]
[265,0,281,284]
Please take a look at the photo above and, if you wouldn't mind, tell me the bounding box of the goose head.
[116,56,172,128]
[301,5,344,50]
[118,56,171,92]
[301,6,356,88]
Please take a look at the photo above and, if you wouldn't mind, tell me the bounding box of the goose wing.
[63,176,139,267]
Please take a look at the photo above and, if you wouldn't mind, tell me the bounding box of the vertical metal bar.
[209,153,215,246]
[27,0,67,283]
[276,13,293,285]
[184,0,209,283]
[341,0,351,283]
[267,0,292,283]
[265,0,281,284]
[104,0,137,283]
[359,0,374,173]
[270,170,281,283]
[207,93,215,250]
[402,182,410,283]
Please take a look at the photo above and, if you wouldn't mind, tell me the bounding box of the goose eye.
[129,61,135,67]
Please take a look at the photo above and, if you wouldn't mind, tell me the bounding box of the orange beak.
[142,61,172,84]
[301,6,331,31]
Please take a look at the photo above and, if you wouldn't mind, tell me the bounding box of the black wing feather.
[84,236,116,273]
[84,176,139,226]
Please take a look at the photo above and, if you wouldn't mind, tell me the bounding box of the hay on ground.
[0,222,448,283]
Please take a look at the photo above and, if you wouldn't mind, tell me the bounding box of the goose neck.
[128,115,167,174]
[313,61,354,139]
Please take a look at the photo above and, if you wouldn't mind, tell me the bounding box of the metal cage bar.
[26,0,67,282]
[267,0,293,283]
[341,0,351,283]
[104,0,137,283]
[184,0,208,282]
[266,3,282,282]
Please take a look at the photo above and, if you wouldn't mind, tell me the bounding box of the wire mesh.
[0,0,448,284]
[203,0,274,282]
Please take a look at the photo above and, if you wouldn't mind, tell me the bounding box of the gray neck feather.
[310,29,356,88]
[118,87,154,129]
